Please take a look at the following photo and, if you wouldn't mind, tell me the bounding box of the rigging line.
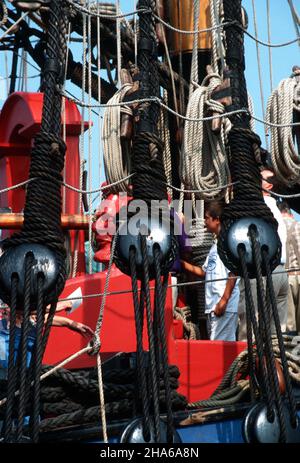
[155,0,179,128]
[134,0,137,66]
[62,20,72,214]
[152,13,234,34]
[240,23,299,48]
[1,6,298,48]
[212,0,226,74]
[116,0,121,87]
[64,173,134,193]
[0,346,93,408]
[165,181,238,194]
[152,12,299,47]
[51,267,300,304]
[251,0,267,149]
[266,0,273,92]
[0,11,29,41]
[97,1,102,205]
[87,0,93,274]
[262,188,300,199]
[0,267,299,310]
[6,49,103,119]
[6,177,300,199]
[65,0,147,19]
[287,0,300,47]
[0,174,134,195]
[62,92,300,127]
[0,178,36,194]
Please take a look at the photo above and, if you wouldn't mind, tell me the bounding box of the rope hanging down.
[217,0,300,443]
[113,0,179,444]
[0,0,69,444]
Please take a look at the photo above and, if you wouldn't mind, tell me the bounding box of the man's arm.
[45,301,73,313]
[52,316,94,338]
[214,273,237,317]
[180,260,205,278]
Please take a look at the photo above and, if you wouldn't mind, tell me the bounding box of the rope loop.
[88,333,101,357]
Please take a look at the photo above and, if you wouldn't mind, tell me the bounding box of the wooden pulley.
[255,355,286,396]
[161,0,212,55]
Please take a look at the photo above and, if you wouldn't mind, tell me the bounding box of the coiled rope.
[266,68,300,186]
[102,83,134,193]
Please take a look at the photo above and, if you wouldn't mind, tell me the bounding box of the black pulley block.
[119,417,182,444]
[243,402,300,443]
[218,217,281,278]
[0,243,64,310]
[114,212,178,280]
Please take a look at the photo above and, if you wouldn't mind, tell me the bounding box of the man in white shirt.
[181,201,240,341]
[238,169,289,340]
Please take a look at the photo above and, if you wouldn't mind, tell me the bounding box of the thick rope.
[181,73,231,200]
[102,83,133,193]
[266,70,300,186]
[2,276,18,442]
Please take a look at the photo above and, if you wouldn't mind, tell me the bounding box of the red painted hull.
[44,267,246,402]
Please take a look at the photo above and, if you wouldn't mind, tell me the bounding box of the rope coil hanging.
[266,67,300,186]
[102,83,134,194]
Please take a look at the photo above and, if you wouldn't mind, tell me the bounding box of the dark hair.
[205,200,225,219]
[277,200,291,214]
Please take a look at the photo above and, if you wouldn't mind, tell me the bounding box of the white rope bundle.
[102,83,133,193]
[158,91,173,200]
[266,72,300,186]
[180,72,231,200]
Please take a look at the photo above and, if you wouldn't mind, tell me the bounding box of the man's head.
[204,200,224,235]
[277,200,292,216]
[261,168,275,195]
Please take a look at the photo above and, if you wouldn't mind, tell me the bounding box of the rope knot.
[88,333,101,356]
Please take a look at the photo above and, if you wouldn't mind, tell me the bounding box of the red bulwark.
[44,268,246,402]
[0,92,86,273]
[0,92,247,403]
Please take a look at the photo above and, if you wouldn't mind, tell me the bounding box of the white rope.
[266,73,300,186]
[189,0,200,96]
[266,0,273,91]
[247,93,256,132]
[65,0,143,19]
[72,8,87,279]
[96,1,102,197]
[87,1,93,275]
[152,11,299,47]
[61,90,300,127]
[0,11,29,41]
[97,352,108,443]
[287,0,300,47]
[159,92,173,200]
[209,0,219,74]
[0,345,92,407]
[116,0,121,87]
[102,83,133,193]
[251,0,267,148]
[181,72,230,200]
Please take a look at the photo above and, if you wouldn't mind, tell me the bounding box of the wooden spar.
[0,213,91,230]
[162,0,212,55]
